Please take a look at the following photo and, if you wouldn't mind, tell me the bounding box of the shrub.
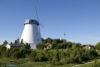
[28,51,37,61]
[36,44,45,50]
[36,52,47,61]
[46,52,54,63]
[96,42,100,50]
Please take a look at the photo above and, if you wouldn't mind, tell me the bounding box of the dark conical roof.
[24,19,39,25]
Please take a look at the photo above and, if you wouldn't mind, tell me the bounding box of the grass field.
[0,61,74,67]
[0,58,74,67]
[19,62,74,67]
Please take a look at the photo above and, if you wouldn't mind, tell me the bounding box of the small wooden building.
[5,43,23,49]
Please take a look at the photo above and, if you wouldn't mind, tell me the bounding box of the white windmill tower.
[20,5,42,49]
[20,19,42,49]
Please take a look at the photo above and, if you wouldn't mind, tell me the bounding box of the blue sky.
[0,0,100,45]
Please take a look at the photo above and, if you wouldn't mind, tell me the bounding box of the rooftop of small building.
[8,43,24,47]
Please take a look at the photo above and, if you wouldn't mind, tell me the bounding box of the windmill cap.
[24,19,39,25]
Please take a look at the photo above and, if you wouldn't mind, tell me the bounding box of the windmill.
[20,5,43,49]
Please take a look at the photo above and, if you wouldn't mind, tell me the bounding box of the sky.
[0,0,100,45]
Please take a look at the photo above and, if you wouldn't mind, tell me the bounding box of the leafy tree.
[53,39,61,44]
[21,39,23,44]
[76,43,81,48]
[66,42,72,48]
[52,42,58,49]
[16,38,20,43]
[60,39,66,43]
[14,38,20,44]
[45,38,53,43]
[2,40,8,46]
[36,44,45,50]
[0,46,6,52]
[15,40,17,44]
[23,43,31,49]
[96,42,100,50]
[41,38,44,42]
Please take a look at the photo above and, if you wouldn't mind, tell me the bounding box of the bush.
[29,51,37,61]
[46,52,54,63]
[96,42,100,50]
[36,44,45,50]
[36,52,47,61]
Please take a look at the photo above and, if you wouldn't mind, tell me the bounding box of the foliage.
[2,40,8,46]
[0,39,99,66]
[29,51,37,61]
[96,42,100,50]
[36,44,45,50]
[37,38,82,50]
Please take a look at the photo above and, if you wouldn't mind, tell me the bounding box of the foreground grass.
[20,61,74,67]
[0,58,74,67]
[73,59,100,67]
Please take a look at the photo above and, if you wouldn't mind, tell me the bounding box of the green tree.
[96,42,100,50]
[2,40,8,46]
[14,38,20,44]
[66,42,72,48]
[46,38,53,44]
[36,44,45,50]
[23,43,31,49]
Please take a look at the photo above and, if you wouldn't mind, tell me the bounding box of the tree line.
[0,38,99,65]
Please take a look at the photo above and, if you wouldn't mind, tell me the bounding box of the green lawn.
[0,58,74,67]
[19,62,74,67]
[73,59,100,67]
